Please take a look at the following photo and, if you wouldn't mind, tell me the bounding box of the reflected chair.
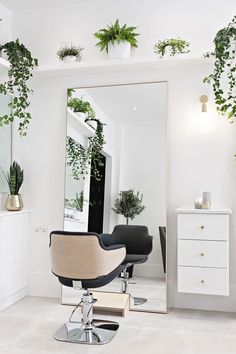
[101,225,153,306]
[159,226,166,274]
[50,231,126,345]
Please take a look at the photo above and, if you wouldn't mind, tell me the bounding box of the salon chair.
[50,231,126,345]
[101,225,153,306]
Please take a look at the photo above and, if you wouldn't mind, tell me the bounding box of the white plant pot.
[63,55,77,64]
[108,41,131,59]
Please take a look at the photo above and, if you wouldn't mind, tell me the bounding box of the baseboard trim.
[0,287,28,311]
[29,272,61,298]
[133,263,165,278]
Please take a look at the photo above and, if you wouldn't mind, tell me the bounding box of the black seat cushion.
[124,254,148,264]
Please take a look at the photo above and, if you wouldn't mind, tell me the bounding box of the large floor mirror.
[62,81,167,313]
[0,94,12,208]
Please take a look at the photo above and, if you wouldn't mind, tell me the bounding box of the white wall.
[11,0,236,65]
[12,62,236,312]
[0,2,12,44]
[119,125,166,278]
[9,0,236,311]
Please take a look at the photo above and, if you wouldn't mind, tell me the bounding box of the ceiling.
[84,82,167,127]
[1,0,93,11]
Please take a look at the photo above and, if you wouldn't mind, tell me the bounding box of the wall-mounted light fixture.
[200,95,209,113]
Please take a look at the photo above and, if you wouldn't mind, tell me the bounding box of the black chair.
[159,226,166,274]
[50,231,126,345]
[101,225,153,305]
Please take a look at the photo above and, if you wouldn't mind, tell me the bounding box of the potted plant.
[154,38,190,58]
[57,43,84,64]
[204,16,236,121]
[67,97,95,122]
[4,161,24,211]
[0,39,38,136]
[112,189,145,224]
[94,19,139,59]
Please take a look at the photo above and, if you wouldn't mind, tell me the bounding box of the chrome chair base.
[54,319,119,345]
[133,297,147,306]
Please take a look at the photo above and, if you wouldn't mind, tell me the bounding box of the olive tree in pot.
[112,189,145,224]
[94,19,139,59]
[4,161,24,211]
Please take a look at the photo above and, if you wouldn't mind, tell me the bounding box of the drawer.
[178,214,229,241]
[178,240,229,268]
[178,266,229,296]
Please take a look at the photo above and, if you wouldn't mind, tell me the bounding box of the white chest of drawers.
[176,208,231,296]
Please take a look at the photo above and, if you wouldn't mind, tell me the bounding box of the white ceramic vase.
[108,41,131,59]
[63,56,77,64]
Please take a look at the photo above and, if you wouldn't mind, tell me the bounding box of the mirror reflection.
[63,82,167,313]
[0,94,12,195]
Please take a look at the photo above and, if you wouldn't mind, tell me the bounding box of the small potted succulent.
[154,38,190,58]
[57,43,84,63]
[4,161,24,211]
[94,19,139,59]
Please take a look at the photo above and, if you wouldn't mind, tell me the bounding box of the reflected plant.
[112,189,145,225]
[66,89,106,181]
[65,191,84,212]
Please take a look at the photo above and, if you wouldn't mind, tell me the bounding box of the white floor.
[0,296,236,354]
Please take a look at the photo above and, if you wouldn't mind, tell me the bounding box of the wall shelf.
[67,108,95,138]
[0,57,10,76]
[36,56,212,78]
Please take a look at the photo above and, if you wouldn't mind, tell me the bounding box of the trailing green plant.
[0,39,38,136]
[66,116,105,181]
[68,97,95,118]
[154,38,190,57]
[3,161,24,195]
[94,19,139,53]
[65,191,84,212]
[203,16,236,121]
[57,44,84,61]
[112,189,145,225]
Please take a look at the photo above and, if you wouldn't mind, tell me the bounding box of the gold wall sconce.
[200,95,209,112]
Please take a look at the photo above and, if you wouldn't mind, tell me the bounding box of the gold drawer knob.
[201,280,205,284]
[200,225,205,229]
[200,253,205,257]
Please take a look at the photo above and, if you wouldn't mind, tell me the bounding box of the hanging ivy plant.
[66,120,105,181]
[203,16,236,121]
[66,89,105,181]
[0,39,38,136]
